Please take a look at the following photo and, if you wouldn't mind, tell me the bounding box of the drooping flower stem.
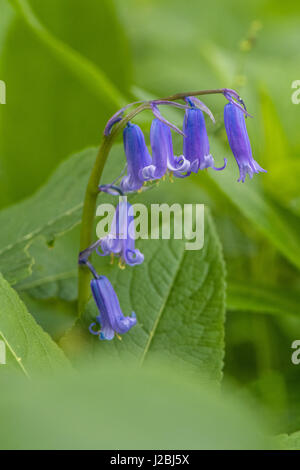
[78,103,150,315]
[78,88,238,315]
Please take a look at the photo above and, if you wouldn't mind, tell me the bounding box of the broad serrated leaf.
[62,212,226,383]
[0,272,71,377]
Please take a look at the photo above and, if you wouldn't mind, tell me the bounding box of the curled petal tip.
[213,157,227,171]
[99,184,124,196]
[142,165,157,180]
[89,322,101,336]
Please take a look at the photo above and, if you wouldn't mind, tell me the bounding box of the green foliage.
[202,145,300,272]
[0,0,299,450]
[0,0,131,207]
[0,272,71,377]
[0,147,95,284]
[15,233,79,301]
[0,145,226,382]
[277,431,300,451]
[0,362,270,450]
[227,282,300,318]
[0,144,124,287]
[62,211,226,383]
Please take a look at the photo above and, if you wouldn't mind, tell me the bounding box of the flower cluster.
[105,89,266,190]
[80,88,266,341]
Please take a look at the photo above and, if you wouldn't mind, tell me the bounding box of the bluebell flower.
[97,198,144,267]
[224,102,266,182]
[89,276,136,340]
[142,118,190,180]
[121,122,152,193]
[183,98,227,173]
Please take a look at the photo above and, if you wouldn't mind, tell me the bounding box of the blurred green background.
[0,0,300,442]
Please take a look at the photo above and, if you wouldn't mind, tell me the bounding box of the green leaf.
[227,282,300,317]
[62,211,226,383]
[0,362,270,449]
[9,0,127,107]
[0,272,71,377]
[0,0,14,54]
[19,291,77,341]
[15,232,78,301]
[0,147,96,284]
[0,0,132,207]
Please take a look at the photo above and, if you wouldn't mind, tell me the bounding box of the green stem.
[77,88,228,315]
[78,138,112,314]
[160,89,226,101]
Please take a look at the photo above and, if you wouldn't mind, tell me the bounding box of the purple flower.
[121,123,152,193]
[89,276,136,340]
[183,100,227,173]
[97,199,144,267]
[142,118,190,180]
[224,102,266,182]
